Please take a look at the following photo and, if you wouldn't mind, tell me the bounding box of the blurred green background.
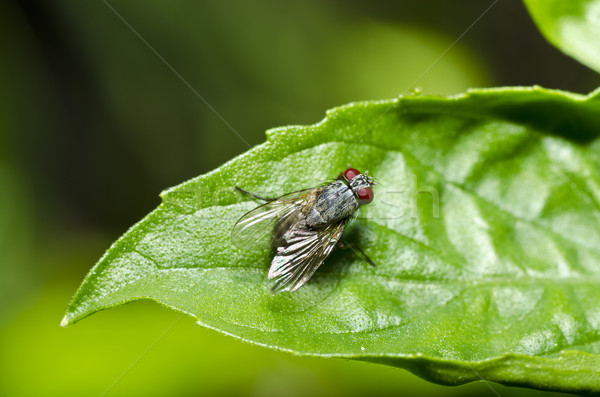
[1,1,598,396]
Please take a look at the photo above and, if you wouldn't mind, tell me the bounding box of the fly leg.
[337,241,376,267]
[234,186,274,202]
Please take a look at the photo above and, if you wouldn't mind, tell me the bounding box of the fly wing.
[231,188,321,251]
[268,218,348,293]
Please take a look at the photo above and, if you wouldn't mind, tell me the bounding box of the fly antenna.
[364,170,377,186]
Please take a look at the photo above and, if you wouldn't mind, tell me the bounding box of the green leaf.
[63,86,600,393]
[523,0,600,73]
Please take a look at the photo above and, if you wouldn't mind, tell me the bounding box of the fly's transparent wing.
[268,218,348,293]
[231,189,320,251]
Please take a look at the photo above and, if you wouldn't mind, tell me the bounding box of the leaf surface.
[524,0,600,73]
[64,87,600,393]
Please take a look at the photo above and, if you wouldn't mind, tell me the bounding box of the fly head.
[342,168,375,205]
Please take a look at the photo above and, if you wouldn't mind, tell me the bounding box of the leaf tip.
[60,316,70,328]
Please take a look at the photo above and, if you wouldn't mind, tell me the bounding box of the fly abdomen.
[306,180,358,227]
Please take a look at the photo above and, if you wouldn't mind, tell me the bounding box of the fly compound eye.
[356,187,374,204]
[344,168,361,181]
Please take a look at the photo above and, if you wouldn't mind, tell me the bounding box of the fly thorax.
[306,180,358,227]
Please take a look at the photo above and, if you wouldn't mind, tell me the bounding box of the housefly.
[231,168,376,293]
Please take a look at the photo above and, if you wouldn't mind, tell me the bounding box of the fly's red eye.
[357,187,374,204]
[344,168,361,181]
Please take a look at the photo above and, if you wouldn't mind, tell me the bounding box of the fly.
[231,168,376,293]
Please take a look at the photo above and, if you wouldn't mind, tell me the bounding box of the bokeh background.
[1,1,599,396]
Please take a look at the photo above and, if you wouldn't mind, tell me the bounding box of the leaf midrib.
[127,265,600,286]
